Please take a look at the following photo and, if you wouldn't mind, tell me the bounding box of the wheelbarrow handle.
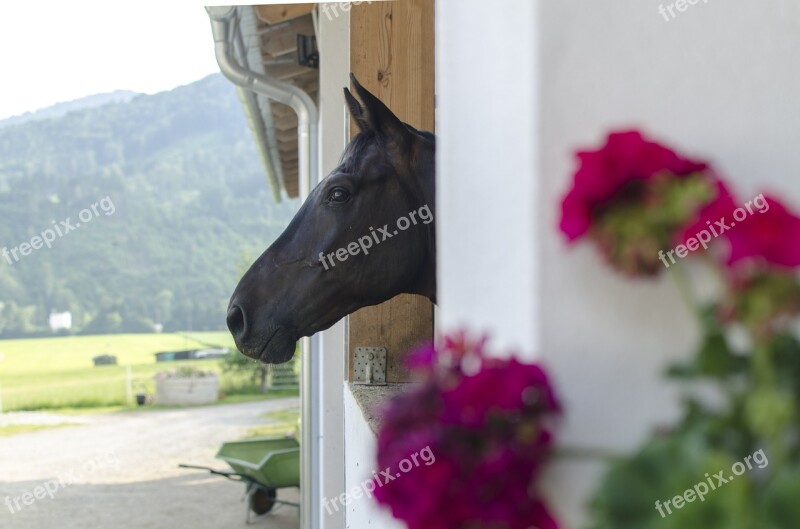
[178,464,246,482]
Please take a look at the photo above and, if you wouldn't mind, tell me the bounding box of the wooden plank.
[256,4,316,25]
[272,104,296,119]
[278,140,297,154]
[274,113,299,131]
[276,127,299,143]
[348,0,435,383]
[261,16,315,58]
[270,63,315,81]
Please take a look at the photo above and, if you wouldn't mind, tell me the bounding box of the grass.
[245,407,300,438]
[0,423,78,437]
[55,406,128,416]
[0,332,298,412]
[0,332,232,372]
[127,390,299,413]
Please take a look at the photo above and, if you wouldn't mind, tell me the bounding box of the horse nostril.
[227,305,246,340]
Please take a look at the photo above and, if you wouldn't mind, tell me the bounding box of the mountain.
[0,74,298,337]
[0,91,140,129]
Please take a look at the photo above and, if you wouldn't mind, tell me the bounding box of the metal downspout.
[207,6,318,197]
[207,6,319,528]
[230,9,286,200]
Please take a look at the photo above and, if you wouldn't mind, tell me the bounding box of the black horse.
[227,75,436,364]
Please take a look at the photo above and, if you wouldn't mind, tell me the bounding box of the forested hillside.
[0,74,297,337]
[0,90,138,129]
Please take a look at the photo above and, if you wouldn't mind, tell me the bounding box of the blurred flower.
[678,190,800,271]
[724,195,800,269]
[681,192,800,334]
[677,179,738,245]
[439,357,560,428]
[376,333,561,529]
[719,269,800,339]
[560,130,708,241]
[560,130,716,276]
[404,340,437,371]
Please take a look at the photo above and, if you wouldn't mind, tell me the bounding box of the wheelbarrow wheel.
[250,487,277,515]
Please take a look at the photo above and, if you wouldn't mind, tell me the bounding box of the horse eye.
[328,188,351,203]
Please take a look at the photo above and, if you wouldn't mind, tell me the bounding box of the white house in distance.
[48,311,72,332]
[208,1,800,527]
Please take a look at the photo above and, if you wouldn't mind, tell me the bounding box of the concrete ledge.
[347,383,408,435]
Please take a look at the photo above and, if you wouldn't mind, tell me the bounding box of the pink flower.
[560,130,708,240]
[404,340,436,371]
[677,178,738,246]
[724,195,800,269]
[375,335,561,529]
[439,358,560,428]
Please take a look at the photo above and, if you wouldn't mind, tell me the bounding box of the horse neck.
[409,161,437,303]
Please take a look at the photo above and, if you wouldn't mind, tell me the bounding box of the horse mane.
[339,130,378,173]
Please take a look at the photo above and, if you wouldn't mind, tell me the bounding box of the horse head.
[227,75,436,363]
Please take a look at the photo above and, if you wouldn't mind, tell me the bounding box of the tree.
[221,349,269,394]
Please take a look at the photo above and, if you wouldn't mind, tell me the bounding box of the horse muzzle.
[226,304,297,364]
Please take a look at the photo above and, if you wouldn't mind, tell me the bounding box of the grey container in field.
[92,354,117,366]
[155,374,219,406]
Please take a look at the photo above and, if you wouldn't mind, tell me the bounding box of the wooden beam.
[261,16,315,58]
[255,4,316,25]
[348,0,435,383]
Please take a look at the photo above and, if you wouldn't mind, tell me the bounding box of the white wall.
[436,0,541,358]
[437,0,800,527]
[317,8,350,529]
[342,388,406,529]
[540,1,800,525]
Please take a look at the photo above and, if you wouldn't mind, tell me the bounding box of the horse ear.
[344,87,369,132]
[348,73,411,149]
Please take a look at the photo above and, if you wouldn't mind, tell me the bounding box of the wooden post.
[125,366,133,407]
[348,0,435,383]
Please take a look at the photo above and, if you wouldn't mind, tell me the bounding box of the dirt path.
[0,399,300,528]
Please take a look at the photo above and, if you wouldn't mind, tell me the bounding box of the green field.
[0,423,77,437]
[0,332,297,412]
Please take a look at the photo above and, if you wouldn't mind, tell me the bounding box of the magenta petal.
[559,129,710,242]
[530,499,560,529]
[376,332,562,529]
[725,194,800,269]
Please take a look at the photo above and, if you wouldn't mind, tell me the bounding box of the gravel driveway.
[0,399,300,529]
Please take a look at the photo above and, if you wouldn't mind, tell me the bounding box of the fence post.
[125,367,133,406]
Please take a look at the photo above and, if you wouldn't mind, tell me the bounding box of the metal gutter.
[207,6,320,528]
[234,86,283,202]
[229,10,285,202]
[208,6,319,199]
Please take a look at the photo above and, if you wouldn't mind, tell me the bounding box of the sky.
[0,1,222,120]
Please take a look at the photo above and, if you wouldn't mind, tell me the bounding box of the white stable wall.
[343,390,406,529]
[541,1,800,525]
[317,8,350,529]
[318,7,404,528]
[436,0,541,358]
[437,0,800,527]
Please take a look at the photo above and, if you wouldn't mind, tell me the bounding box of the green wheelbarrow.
[181,435,300,523]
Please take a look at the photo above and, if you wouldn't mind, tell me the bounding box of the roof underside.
[236,4,320,201]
